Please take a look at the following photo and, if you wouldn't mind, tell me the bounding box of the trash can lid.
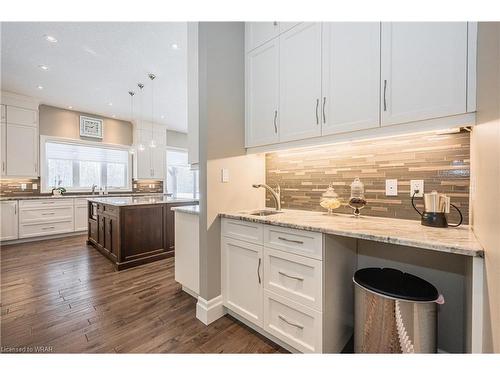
[353,268,439,302]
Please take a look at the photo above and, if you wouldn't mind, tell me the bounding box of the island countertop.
[171,205,200,215]
[88,196,198,206]
[219,209,484,257]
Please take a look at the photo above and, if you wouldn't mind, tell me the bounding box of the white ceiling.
[1,22,188,133]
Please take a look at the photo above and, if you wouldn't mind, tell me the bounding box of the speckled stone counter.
[171,205,199,215]
[0,193,171,201]
[219,209,483,257]
[88,196,198,207]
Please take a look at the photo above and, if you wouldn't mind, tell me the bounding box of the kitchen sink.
[246,209,282,216]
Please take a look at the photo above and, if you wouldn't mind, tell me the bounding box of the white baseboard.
[1,230,86,246]
[196,295,225,325]
[181,285,199,299]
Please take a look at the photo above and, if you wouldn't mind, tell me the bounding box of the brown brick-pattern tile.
[266,130,470,222]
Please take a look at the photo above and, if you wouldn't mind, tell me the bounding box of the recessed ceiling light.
[38,64,49,71]
[161,115,165,119]
[44,35,58,43]
[68,106,73,109]
[108,102,113,106]
[37,85,44,90]
[171,43,179,50]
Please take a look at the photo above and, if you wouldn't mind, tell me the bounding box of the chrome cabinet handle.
[278,271,304,281]
[322,97,326,124]
[41,226,55,230]
[277,236,304,245]
[383,79,387,112]
[273,110,278,134]
[2,161,5,173]
[257,258,262,284]
[14,204,17,215]
[278,315,304,329]
[315,99,319,125]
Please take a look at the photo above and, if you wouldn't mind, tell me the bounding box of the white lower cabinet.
[0,201,18,241]
[19,199,74,239]
[74,198,89,231]
[221,236,263,327]
[221,219,335,353]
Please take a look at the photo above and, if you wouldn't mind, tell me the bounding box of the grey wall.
[472,22,500,353]
[39,104,133,145]
[197,22,247,300]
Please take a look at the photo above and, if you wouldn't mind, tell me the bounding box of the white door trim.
[196,295,225,325]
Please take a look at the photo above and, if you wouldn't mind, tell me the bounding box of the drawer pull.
[41,212,55,215]
[277,236,304,245]
[278,271,304,281]
[278,314,304,330]
[41,226,56,230]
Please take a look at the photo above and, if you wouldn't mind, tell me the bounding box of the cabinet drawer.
[20,199,74,208]
[264,247,323,311]
[264,290,322,353]
[74,198,89,207]
[19,220,74,238]
[20,206,74,224]
[222,218,263,244]
[264,225,323,260]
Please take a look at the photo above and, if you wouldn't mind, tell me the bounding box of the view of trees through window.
[167,149,199,199]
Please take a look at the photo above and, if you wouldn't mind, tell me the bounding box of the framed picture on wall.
[80,116,103,139]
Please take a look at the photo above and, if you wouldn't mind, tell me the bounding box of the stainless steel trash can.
[353,268,441,353]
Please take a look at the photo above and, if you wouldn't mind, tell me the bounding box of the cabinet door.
[0,104,5,122]
[151,147,165,179]
[134,147,152,179]
[222,237,264,327]
[245,22,280,52]
[279,23,322,142]
[381,22,467,126]
[6,106,37,126]
[246,39,280,147]
[6,124,38,177]
[97,215,105,247]
[322,22,380,135]
[1,123,6,176]
[0,201,19,241]
[74,205,88,231]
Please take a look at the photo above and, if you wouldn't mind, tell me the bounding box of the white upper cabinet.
[0,104,5,123]
[6,106,37,126]
[380,22,468,126]
[133,123,166,179]
[245,22,281,52]
[1,123,6,176]
[6,124,38,177]
[245,39,280,147]
[321,22,380,135]
[134,147,152,179]
[279,23,322,142]
[150,147,165,179]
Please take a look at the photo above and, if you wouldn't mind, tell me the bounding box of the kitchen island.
[87,196,198,270]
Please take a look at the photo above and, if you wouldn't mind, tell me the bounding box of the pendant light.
[128,90,136,154]
[148,73,157,148]
[137,83,145,151]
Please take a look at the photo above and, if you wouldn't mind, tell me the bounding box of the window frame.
[40,135,133,193]
[166,147,199,199]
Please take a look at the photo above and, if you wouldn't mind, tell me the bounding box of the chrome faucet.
[91,184,98,195]
[252,184,281,211]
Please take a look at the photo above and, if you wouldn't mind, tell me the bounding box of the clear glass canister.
[349,177,367,217]
[320,183,341,215]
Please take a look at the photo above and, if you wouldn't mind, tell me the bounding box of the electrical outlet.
[221,168,229,183]
[410,180,424,197]
[21,183,27,191]
[385,179,398,196]
[32,183,38,189]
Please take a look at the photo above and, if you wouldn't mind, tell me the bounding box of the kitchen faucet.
[252,184,281,211]
[91,184,98,195]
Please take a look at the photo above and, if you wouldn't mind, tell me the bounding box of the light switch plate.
[221,168,229,183]
[410,180,424,197]
[385,179,398,196]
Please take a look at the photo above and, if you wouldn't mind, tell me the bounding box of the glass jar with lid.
[320,183,341,215]
[348,177,367,217]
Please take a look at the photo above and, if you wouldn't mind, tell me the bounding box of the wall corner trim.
[196,295,225,325]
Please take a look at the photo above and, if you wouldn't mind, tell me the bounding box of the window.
[42,138,131,192]
[166,149,199,199]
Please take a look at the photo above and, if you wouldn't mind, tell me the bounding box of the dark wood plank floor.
[0,235,287,353]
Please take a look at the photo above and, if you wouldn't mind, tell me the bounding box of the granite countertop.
[0,193,171,201]
[171,205,200,215]
[88,196,198,206]
[219,209,484,257]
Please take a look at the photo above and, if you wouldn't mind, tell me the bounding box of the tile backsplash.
[132,179,164,194]
[266,130,470,222]
[0,178,40,197]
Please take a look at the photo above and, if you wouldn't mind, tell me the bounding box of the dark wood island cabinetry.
[87,196,198,270]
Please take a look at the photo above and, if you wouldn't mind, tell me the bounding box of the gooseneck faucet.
[252,184,281,211]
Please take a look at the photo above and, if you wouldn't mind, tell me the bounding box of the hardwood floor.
[0,235,287,353]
